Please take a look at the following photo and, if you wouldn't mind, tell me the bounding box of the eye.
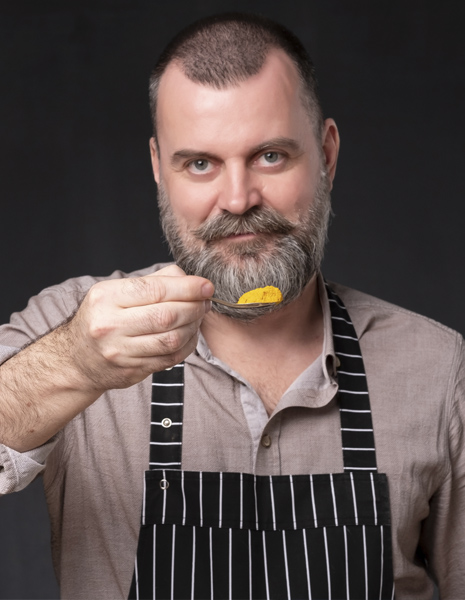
[256,151,285,167]
[263,151,280,163]
[188,159,211,173]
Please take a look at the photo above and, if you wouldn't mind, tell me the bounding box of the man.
[0,12,463,600]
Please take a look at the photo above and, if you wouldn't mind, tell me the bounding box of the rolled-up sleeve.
[0,434,61,494]
[0,345,20,364]
[0,343,61,494]
[0,281,88,495]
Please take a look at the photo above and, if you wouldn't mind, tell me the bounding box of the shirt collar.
[318,273,339,380]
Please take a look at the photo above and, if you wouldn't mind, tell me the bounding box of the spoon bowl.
[210,297,278,309]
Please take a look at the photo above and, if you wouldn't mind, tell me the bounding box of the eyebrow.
[171,149,220,167]
[252,137,302,155]
[170,137,302,167]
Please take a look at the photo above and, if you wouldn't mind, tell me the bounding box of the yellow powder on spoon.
[237,286,283,304]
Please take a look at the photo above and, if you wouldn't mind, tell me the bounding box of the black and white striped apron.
[129,285,395,599]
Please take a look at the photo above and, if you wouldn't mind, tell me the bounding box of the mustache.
[192,206,295,242]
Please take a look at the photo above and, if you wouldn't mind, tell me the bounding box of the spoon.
[210,297,278,309]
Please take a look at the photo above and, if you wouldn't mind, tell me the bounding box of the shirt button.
[261,434,272,448]
[161,418,172,428]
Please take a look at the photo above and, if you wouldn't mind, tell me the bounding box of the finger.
[103,319,202,364]
[122,301,208,337]
[144,328,199,373]
[86,274,214,311]
[133,320,201,359]
[95,328,200,385]
[120,274,214,306]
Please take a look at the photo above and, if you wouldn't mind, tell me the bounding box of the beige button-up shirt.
[0,265,464,599]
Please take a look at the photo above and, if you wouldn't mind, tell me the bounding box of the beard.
[157,171,332,321]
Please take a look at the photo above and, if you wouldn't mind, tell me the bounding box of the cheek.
[264,172,316,218]
[166,180,215,227]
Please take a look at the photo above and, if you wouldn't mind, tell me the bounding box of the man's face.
[151,50,339,318]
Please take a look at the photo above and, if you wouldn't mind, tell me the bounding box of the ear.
[149,137,160,184]
[321,119,340,189]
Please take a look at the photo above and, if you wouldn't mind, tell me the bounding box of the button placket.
[254,411,283,475]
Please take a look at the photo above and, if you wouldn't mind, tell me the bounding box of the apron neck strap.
[325,282,379,472]
[149,364,184,470]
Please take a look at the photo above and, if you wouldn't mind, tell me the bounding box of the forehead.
[156,50,315,155]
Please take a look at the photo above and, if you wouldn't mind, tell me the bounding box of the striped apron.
[129,285,395,599]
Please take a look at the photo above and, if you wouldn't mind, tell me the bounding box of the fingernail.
[202,282,214,298]
[204,300,212,313]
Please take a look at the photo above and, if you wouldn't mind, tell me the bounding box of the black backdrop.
[0,1,463,597]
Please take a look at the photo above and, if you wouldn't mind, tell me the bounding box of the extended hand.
[68,264,214,392]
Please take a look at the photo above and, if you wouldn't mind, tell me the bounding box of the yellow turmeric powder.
[237,286,283,304]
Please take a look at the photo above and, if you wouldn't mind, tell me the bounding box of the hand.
[65,265,214,392]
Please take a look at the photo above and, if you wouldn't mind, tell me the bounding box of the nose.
[216,163,262,214]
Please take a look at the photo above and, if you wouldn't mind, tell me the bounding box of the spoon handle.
[210,297,276,308]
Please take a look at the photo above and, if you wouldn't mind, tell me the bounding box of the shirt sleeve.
[0,434,61,494]
[421,334,465,597]
[0,341,63,495]
[0,282,86,495]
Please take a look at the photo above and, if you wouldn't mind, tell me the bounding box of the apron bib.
[129,285,395,599]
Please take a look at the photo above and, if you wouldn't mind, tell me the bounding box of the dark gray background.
[1,1,463,597]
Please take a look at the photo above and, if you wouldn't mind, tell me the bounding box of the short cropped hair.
[149,13,324,144]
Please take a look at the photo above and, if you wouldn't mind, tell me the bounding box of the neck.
[201,274,324,371]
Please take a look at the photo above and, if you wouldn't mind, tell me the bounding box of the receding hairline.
[152,49,322,151]
[149,13,324,147]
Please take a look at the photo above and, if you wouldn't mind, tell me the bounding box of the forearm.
[0,323,101,453]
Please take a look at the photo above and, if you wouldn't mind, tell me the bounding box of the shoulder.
[328,280,464,400]
[329,280,463,352]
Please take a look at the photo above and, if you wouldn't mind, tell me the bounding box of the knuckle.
[172,330,198,360]
[149,278,168,303]
[175,332,198,361]
[152,330,199,372]
[158,330,181,353]
[151,306,177,332]
[86,283,106,307]
[88,320,110,340]
[101,345,121,364]
[83,285,115,340]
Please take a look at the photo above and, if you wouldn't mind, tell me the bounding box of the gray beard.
[157,172,331,321]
